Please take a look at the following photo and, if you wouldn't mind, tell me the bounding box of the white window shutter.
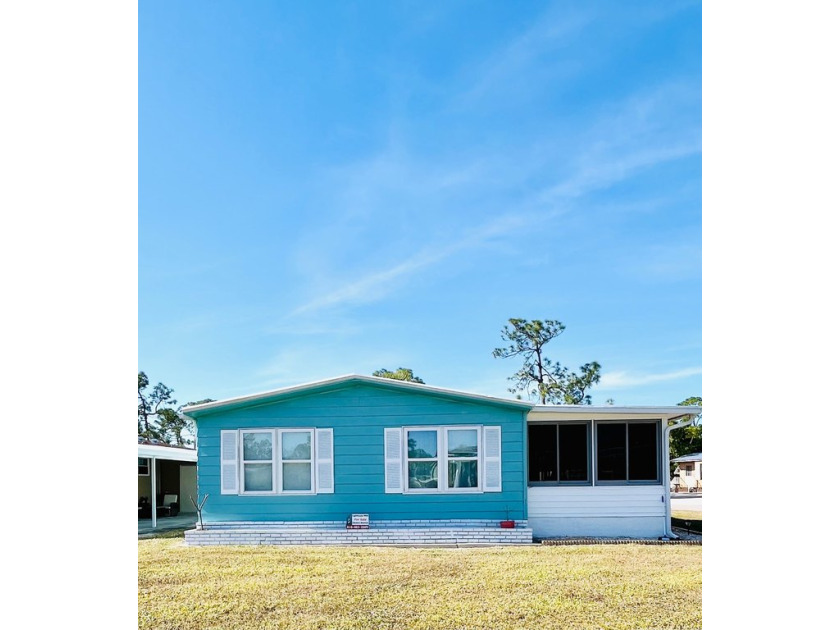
[384,428,403,493]
[315,428,334,494]
[220,430,239,494]
[482,426,502,492]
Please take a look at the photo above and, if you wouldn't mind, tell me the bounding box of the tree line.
[138,371,213,446]
[375,318,601,404]
[373,317,700,457]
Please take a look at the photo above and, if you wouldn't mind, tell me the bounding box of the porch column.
[151,456,157,528]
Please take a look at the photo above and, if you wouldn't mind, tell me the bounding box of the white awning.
[138,443,197,462]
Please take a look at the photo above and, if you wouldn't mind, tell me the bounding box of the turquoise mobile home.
[181,375,699,545]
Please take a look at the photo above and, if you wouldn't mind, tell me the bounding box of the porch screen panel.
[528,424,558,482]
[597,423,626,481]
[628,423,658,481]
[558,424,588,482]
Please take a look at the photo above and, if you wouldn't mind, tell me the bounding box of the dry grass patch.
[139,541,701,630]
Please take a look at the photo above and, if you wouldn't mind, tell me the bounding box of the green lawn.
[139,538,701,630]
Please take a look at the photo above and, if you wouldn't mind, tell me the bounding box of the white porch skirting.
[184,519,533,546]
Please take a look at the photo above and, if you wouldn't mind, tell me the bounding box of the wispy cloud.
[284,19,700,319]
[456,4,593,106]
[600,367,702,388]
[539,141,700,204]
[289,123,699,318]
[454,1,697,108]
[289,212,530,316]
[251,345,407,392]
[619,241,701,282]
[262,317,365,337]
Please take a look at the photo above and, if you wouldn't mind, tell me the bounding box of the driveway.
[671,493,702,513]
[139,513,197,537]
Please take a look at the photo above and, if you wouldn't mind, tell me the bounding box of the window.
[595,421,660,483]
[405,426,481,493]
[242,431,275,493]
[138,457,150,476]
[280,430,313,492]
[446,428,479,489]
[528,425,558,482]
[407,429,438,489]
[225,428,332,496]
[528,423,590,484]
[684,462,694,476]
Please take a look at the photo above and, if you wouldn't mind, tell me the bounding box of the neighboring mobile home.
[671,452,703,493]
[138,438,197,528]
[181,375,700,545]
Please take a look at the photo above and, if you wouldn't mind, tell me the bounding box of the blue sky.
[139,0,701,407]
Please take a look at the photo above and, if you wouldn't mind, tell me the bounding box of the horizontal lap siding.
[197,384,526,522]
[527,485,666,518]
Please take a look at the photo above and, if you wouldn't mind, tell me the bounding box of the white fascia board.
[671,453,703,462]
[138,443,197,462]
[528,405,701,422]
[181,374,533,417]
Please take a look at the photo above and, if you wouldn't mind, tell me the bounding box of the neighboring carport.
[138,439,197,529]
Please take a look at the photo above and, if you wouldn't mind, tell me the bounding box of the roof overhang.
[671,452,703,463]
[528,405,702,422]
[138,443,197,462]
[182,374,533,418]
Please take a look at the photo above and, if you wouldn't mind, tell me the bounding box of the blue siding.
[195,383,527,522]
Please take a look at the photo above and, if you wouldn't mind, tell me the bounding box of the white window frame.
[138,457,150,476]
[405,427,441,492]
[237,428,319,496]
[404,425,483,494]
[444,427,481,492]
[240,430,276,495]
[277,428,316,495]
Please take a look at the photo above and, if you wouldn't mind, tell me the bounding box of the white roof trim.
[181,374,533,415]
[672,452,703,462]
[529,405,701,421]
[138,443,197,462]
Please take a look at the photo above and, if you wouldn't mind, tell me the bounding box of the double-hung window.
[241,430,275,493]
[279,430,314,492]
[221,428,333,496]
[446,428,479,490]
[595,421,660,484]
[138,457,150,476]
[406,429,440,489]
[387,425,499,494]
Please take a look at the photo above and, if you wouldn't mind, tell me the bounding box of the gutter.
[663,415,697,539]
